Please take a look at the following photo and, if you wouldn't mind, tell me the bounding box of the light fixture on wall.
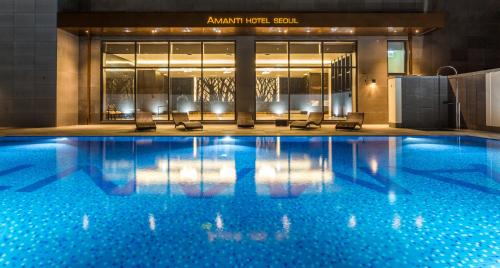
[365,79,377,88]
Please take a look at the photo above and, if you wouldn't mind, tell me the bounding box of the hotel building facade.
[0,0,499,127]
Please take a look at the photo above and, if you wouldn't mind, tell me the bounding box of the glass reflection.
[77,136,500,200]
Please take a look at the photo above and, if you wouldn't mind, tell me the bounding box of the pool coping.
[0,125,499,140]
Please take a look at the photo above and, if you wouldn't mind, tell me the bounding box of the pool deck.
[0,124,499,140]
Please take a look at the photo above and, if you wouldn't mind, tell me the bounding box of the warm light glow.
[149,214,156,231]
[282,215,291,233]
[388,190,397,204]
[82,214,89,231]
[348,215,357,229]
[255,160,333,184]
[392,214,401,230]
[213,104,225,115]
[276,137,281,157]
[180,166,199,182]
[193,137,197,158]
[272,105,285,116]
[370,158,378,173]
[215,213,224,231]
[106,58,340,66]
[415,215,424,228]
[169,160,236,184]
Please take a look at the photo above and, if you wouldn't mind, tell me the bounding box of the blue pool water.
[0,136,498,267]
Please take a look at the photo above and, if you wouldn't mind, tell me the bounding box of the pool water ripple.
[0,136,498,267]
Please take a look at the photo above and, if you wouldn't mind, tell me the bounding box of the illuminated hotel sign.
[206,16,299,26]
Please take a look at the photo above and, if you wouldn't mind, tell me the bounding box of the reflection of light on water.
[255,160,332,184]
[159,160,168,172]
[250,232,267,241]
[180,166,199,182]
[222,136,234,143]
[18,143,70,150]
[193,137,197,158]
[215,213,224,231]
[370,158,378,173]
[149,214,156,231]
[219,165,234,178]
[170,160,236,184]
[276,137,281,157]
[82,214,89,231]
[258,165,277,180]
[415,215,424,228]
[392,214,401,230]
[410,144,453,150]
[104,160,133,169]
[282,215,291,233]
[388,190,397,205]
[348,215,357,229]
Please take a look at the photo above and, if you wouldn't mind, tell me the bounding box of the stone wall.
[0,0,58,127]
[421,0,500,74]
[357,37,389,124]
[56,29,79,126]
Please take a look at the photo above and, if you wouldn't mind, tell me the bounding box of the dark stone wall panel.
[58,0,427,12]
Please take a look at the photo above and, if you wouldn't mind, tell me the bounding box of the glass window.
[256,42,289,120]
[136,69,169,120]
[290,42,322,120]
[137,42,169,67]
[255,41,356,121]
[103,42,135,67]
[170,42,202,120]
[323,42,356,120]
[202,42,235,120]
[290,42,322,68]
[388,41,406,74]
[103,69,135,120]
[102,41,236,122]
[256,42,288,68]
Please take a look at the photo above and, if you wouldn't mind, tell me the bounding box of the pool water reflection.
[0,136,498,267]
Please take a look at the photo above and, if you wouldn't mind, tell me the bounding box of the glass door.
[255,42,289,121]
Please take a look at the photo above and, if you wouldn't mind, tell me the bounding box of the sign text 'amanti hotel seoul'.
[206,16,300,26]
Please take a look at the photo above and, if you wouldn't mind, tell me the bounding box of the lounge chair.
[289,112,323,129]
[135,111,156,131]
[336,112,364,130]
[237,112,255,128]
[172,112,203,130]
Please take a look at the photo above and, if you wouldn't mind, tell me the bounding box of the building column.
[235,37,256,117]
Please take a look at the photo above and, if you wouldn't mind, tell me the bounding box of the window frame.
[387,40,408,75]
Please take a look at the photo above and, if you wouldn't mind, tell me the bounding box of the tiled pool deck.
[0,124,499,140]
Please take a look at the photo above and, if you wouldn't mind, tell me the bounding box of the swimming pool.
[0,136,498,267]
